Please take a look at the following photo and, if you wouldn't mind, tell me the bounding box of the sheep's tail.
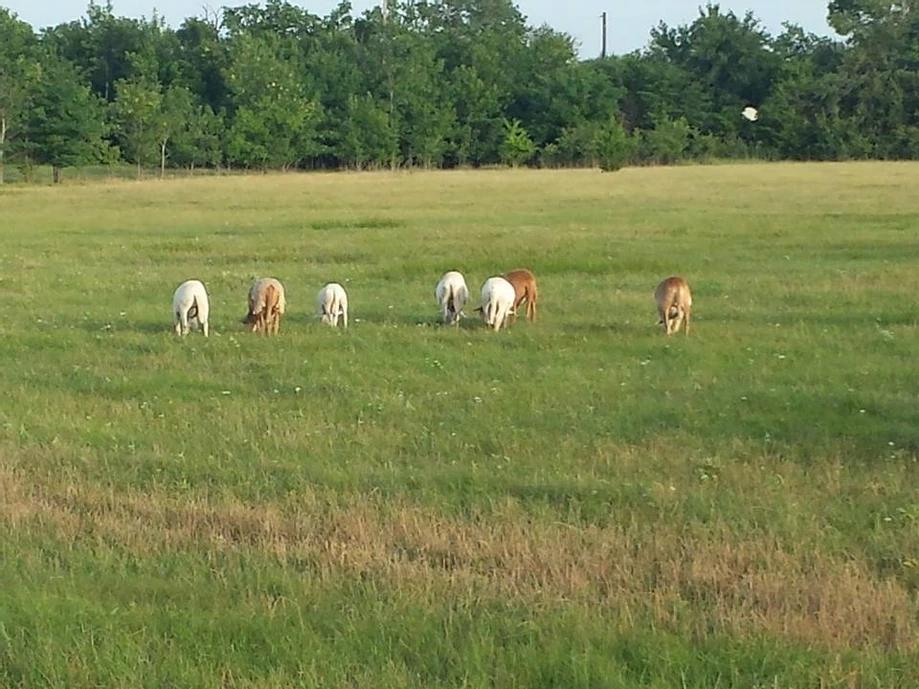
[265,283,278,315]
[485,298,497,326]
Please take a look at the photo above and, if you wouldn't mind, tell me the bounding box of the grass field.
[0,163,917,688]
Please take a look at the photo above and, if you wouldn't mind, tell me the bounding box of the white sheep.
[172,279,209,337]
[478,276,517,331]
[435,270,469,326]
[317,282,349,328]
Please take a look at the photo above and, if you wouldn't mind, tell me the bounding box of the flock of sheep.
[172,270,693,336]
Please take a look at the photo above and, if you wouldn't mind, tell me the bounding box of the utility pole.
[601,12,608,59]
[381,0,389,24]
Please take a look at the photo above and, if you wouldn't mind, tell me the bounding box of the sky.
[2,1,836,56]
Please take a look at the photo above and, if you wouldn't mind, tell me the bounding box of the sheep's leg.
[202,319,209,337]
[683,308,690,336]
[178,308,189,336]
[342,307,348,329]
[673,308,685,335]
[673,308,684,334]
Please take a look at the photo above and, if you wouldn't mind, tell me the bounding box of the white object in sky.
[741,106,759,122]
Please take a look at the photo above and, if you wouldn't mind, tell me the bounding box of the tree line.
[0,0,916,182]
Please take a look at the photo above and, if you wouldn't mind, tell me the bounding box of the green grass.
[0,163,917,688]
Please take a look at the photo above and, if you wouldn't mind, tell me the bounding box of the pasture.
[0,163,916,688]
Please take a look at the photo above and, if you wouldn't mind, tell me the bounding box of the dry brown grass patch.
[1,467,915,653]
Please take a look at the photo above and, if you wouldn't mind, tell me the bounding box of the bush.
[640,116,693,165]
[500,118,536,167]
[595,118,635,171]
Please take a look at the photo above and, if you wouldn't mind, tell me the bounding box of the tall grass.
[0,163,917,687]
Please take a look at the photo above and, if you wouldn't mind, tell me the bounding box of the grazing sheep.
[478,276,517,332]
[317,282,348,328]
[502,268,538,322]
[655,276,692,335]
[243,277,286,335]
[172,279,209,337]
[435,270,469,326]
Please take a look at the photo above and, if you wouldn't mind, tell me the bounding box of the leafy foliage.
[500,117,536,167]
[0,0,916,178]
[23,52,109,181]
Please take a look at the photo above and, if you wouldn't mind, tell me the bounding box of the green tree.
[508,26,586,148]
[760,26,850,159]
[25,53,108,182]
[168,103,223,170]
[828,0,918,157]
[224,34,323,169]
[0,8,37,183]
[418,0,529,165]
[153,86,198,177]
[42,1,148,101]
[445,64,503,166]
[111,77,161,177]
[339,94,398,169]
[353,10,455,168]
[174,16,230,113]
[648,5,780,144]
[226,96,322,170]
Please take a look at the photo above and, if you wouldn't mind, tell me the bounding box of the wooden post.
[601,12,608,59]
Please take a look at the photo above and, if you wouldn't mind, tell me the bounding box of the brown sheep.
[243,277,286,335]
[502,268,538,322]
[654,276,692,335]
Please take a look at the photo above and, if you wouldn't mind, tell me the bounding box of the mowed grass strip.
[0,163,917,687]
